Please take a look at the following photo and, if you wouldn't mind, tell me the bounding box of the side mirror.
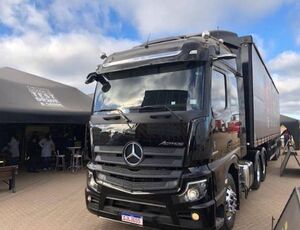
[102,82,111,93]
[85,72,111,93]
[85,72,98,84]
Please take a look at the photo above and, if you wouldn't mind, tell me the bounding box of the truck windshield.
[93,62,205,114]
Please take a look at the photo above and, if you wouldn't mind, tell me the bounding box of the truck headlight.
[187,187,200,201]
[87,170,98,192]
[180,179,207,202]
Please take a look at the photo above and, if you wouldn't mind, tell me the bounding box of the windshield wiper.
[130,105,183,122]
[95,108,132,123]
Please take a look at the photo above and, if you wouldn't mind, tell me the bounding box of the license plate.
[121,212,143,226]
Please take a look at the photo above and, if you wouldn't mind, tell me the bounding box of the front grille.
[105,196,168,214]
[94,145,185,192]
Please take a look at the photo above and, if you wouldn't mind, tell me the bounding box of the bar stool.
[55,150,66,171]
[72,150,83,172]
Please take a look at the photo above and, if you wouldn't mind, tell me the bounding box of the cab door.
[210,67,232,161]
[227,71,241,153]
[209,66,240,207]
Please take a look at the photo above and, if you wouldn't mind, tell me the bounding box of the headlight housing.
[179,179,207,202]
[87,170,98,192]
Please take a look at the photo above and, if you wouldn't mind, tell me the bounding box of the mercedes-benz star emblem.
[123,142,143,166]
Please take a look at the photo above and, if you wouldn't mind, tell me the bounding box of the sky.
[0,0,300,118]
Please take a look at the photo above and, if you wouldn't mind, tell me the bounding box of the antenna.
[144,33,151,48]
[216,26,220,38]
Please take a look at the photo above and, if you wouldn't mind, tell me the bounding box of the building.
[0,67,92,165]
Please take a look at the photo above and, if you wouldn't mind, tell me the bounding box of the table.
[67,147,81,155]
[67,147,82,172]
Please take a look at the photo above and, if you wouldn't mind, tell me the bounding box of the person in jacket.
[283,130,291,146]
[27,135,40,172]
[39,133,55,170]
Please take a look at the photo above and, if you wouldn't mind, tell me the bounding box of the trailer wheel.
[260,149,267,182]
[222,174,237,230]
[251,152,261,190]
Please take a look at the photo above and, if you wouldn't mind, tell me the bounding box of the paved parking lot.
[235,155,300,230]
[0,155,299,230]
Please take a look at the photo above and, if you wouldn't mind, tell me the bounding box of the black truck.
[85,30,281,229]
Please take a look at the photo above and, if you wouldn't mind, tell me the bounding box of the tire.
[260,149,267,182]
[251,152,261,190]
[222,174,237,230]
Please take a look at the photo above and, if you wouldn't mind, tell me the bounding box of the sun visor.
[99,39,209,74]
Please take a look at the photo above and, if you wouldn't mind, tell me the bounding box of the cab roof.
[99,31,247,74]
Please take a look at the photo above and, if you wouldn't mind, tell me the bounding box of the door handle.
[150,115,171,119]
[103,115,121,121]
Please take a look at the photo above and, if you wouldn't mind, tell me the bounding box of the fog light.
[191,212,200,221]
[87,195,92,202]
[187,188,200,201]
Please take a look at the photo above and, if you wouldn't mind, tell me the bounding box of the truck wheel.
[251,153,261,190]
[223,174,237,230]
[260,149,267,182]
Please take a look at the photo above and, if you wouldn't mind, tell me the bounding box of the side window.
[211,69,226,113]
[228,72,239,112]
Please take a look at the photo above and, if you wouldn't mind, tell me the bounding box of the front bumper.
[85,184,218,230]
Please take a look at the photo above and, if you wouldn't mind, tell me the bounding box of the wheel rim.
[262,155,266,175]
[256,160,261,182]
[225,185,237,221]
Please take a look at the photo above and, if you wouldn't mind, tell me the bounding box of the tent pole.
[84,124,88,160]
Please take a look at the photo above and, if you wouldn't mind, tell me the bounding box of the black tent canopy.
[280,115,300,150]
[0,67,92,124]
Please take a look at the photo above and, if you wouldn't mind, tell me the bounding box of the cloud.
[106,0,293,38]
[268,51,300,116]
[0,0,138,93]
[0,31,138,93]
[0,0,51,33]
[272,74,300,94]
[269,51,300,73]
[48,1,110,33]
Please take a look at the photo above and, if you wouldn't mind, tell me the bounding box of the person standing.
[283,130,291,146]
[5,134,20,165]
[39,133,55,170]
[27,135,40,172]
